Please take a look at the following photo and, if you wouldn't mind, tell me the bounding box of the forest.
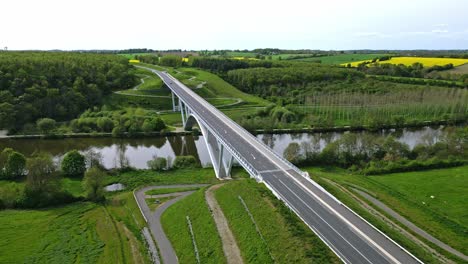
[0,52,137,132]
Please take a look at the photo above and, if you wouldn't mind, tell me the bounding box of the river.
[0,126,452,169]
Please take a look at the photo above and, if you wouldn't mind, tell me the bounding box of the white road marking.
[149,68,410,264]
[274,176,374,264]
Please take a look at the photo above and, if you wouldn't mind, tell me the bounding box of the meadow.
[161,189,226,264]
[301,53,389,64]
[0,192,149,264]
[214,180,339,263]
[349,56,468,67]
[306,166,468,262]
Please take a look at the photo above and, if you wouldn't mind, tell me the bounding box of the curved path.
[134,184,208,264]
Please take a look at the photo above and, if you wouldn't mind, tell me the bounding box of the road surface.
[145,67,421,264]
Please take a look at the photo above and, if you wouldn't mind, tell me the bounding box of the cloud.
[433,23,449,27]
[354,32,391,38]
[431,29,449,34]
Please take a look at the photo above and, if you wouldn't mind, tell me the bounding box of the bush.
[36,118,56,134]
[3,151,26,179]
[61,150,86,177]
[173,155,199,169]
[82,167,106,202]
[147,156,167,171]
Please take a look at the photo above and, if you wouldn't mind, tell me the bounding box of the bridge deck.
[149,68,420,264]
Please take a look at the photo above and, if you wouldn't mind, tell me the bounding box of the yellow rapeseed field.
[181,58,189,62]
[129,59,140,63]
[346,57,468,67]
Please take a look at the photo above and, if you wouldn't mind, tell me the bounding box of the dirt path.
[205,184,244,264]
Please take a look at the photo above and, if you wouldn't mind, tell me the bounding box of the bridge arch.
[183,113,235,179]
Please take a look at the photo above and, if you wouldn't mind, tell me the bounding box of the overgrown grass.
[161,189,226,263]
[0,198,149,264]
[305,166,468,262]
[215,179,340,263]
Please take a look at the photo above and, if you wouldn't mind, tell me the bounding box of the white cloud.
[431,29,449,34]
[354,32,391,38]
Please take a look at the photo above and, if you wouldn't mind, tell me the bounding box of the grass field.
[300,53,389,64]
[349,56,468,67]
[443,63,468,75]
[161,189,226,264]
[305,166,468,261]
[105,168,219,189]
[0,193,148,264]
[215,180,339,263]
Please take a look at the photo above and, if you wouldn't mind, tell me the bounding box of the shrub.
[62,150,86,177]
[82,167,106,202]
[147,156,168,171]
[36,118,56,134]
[3,151,26,179]
[173,155,199,169]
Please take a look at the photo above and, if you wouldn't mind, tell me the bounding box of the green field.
[161,189,226,264]
[299,53,389,64]
[214,180,339,263]
[0,192,148,264]
[105,168,219,189]
[305,166,468,261]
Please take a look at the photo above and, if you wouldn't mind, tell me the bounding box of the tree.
[36,118,56,134]
[24,153,62,207]
[82,167,106,202]
[3,151,26,179]
[147,156,167,171]
[61,150,86,177]
[283,142,303,163]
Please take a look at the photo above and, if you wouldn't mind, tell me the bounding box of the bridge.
[144,66,422,264]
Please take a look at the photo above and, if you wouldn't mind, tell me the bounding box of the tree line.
[0,52,138,132]
[283,127,467,175]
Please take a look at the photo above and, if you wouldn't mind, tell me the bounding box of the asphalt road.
[135,184,208,264]
[146,67,421,264]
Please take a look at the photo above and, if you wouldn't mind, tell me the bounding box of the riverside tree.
[61,150,86,177]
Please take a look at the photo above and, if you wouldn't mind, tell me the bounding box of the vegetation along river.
[0,126,453,169]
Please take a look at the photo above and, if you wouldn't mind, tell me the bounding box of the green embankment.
[306,166,468,262]
[214,179,340,263]
[161,189,226,264]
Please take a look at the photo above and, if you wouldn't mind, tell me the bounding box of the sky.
[1,0,468,50]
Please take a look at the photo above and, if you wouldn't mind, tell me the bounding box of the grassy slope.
[161,189,226,264]
[0,195,148,264]
[305,166,468,260]
[214,179,340,263]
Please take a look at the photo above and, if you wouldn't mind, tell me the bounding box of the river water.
[0,126,451,169]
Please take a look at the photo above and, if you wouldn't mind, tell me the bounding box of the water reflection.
[0,126,452,169]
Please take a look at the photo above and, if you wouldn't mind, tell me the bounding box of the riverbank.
[2,118,465,139]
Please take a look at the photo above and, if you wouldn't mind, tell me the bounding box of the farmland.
[349,56,468,67]
[301,53,389,64]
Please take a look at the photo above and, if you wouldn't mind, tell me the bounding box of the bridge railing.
[157,72,262,180]
[164,71,305,177]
